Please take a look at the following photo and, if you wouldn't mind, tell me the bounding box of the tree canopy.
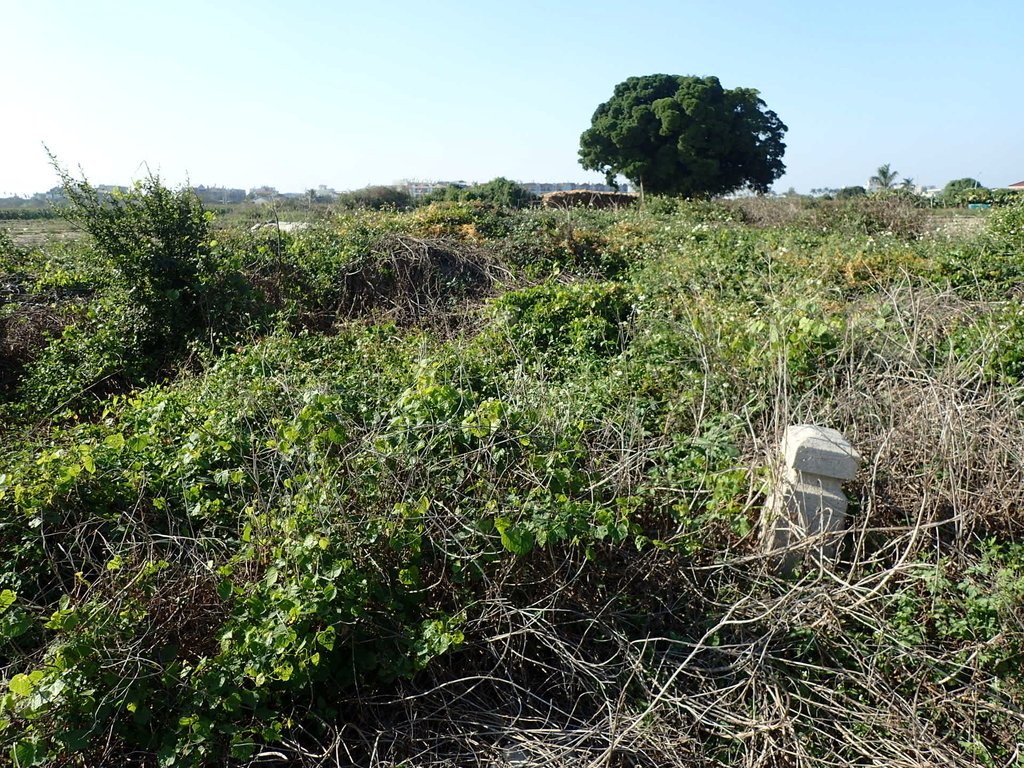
[869,163,900,190]
[941,178,992,207]
[420,177,537,209]
[943,177,983,196]
[836,186,867,199]
[578,74,787,197]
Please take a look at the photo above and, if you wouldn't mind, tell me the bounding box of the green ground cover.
[2,182,1023,766]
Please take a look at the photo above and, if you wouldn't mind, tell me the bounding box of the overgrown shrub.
[496,208,652,280]
[54,167,217,348]
[807,196,927,239]
[4,167,271,415]
[334,185,413,210]
[725,195,804,227]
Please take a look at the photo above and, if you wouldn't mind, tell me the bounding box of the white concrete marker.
[764,425,861,575]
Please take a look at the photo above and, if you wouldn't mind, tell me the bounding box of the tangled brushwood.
[1,179,1023,766]
[335,234,509,325]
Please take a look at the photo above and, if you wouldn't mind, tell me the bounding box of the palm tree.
[870,163,899,190]
[900,177,915,191]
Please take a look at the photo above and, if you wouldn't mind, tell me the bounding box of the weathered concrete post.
[764,425,861,575]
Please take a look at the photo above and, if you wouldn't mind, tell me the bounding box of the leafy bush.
[16,295,148,414]
[950,300,1024,385]
[986,196,1024,249]
[486,280,634,370]
[408,199,516,240]
[0,323,652,763]
[932,198,1024,293]
[4,167,274,416]
[725,195,804,227]
[334,185,413,210]
[940,177,985,207]
[496,207,649,280]
[54,167,216,346]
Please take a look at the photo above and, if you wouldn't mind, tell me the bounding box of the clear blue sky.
[4,0,1022,196]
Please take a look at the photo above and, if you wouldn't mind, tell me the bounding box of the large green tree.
[941,177,989,207]
[942,177,982,197]
[578,74,787,197]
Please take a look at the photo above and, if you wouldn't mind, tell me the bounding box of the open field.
[2,199,995,247]
[2,191,1023,766]
[3,218,83,248]
[3,203,339,248]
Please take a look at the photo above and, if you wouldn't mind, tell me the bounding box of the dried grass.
[328,234,511,331]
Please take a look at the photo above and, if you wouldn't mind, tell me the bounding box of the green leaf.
[8,673,33,697]
[315,626,336,651]
[217,580,233,601]
[12,741,40,767]
[58,729,89,752]
[495,518,536,556]
[0,590,15,615]
[274,662,293,681]
[230,737,256,761]
[45,607,79,631]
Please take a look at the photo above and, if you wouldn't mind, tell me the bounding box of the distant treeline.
[0,208,62,220]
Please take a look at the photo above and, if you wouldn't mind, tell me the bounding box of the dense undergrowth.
[2,178,1024,766]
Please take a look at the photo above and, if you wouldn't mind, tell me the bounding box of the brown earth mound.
[541,190,637,209]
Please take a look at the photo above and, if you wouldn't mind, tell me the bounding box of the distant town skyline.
[3,1,1022,198]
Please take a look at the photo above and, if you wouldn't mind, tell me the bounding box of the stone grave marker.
[764,424,861,576]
